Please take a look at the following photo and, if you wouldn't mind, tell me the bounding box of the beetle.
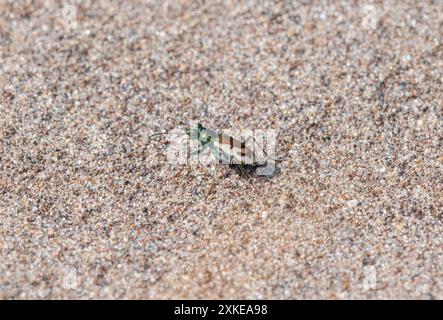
[150,119,276,177]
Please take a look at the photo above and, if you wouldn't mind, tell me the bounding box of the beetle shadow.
[228,164,278,179]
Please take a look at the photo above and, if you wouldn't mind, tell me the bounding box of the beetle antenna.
[149,132,170,138]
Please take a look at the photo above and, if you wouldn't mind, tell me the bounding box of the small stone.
[347,200,359,208]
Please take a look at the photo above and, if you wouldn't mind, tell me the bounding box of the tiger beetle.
[150,118,277,177]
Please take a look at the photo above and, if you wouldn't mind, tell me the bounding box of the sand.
[0,0,442,299]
